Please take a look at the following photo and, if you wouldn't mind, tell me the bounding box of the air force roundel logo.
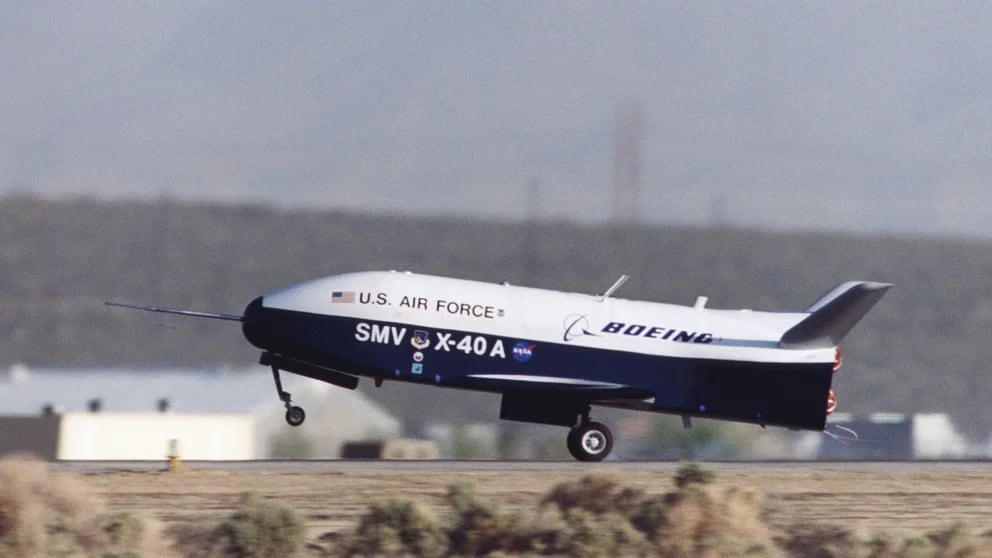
[411,330,430,350]
[512,341,535,362]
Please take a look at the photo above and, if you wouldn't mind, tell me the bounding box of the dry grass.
[14,461,992,557]
[168,492,306,558]
[0,454,173,557]
[336,468,800,556]
[658,484,778,557]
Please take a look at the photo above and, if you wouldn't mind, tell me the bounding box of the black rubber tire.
[566,427,582,458]
[567,422,613,462]
[285,405,306,427]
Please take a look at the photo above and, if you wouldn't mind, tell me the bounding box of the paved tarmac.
[52,459,992,475]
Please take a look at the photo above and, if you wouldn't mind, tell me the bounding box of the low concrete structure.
[0,412,254,460]
[340,438,440,459]
[0,365,401,459]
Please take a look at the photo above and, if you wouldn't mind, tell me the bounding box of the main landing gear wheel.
[567,421,613,462]
[285,405,306,427]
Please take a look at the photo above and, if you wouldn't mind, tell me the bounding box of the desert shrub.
[0,455,157,557]
[534,473,660,555]
[780,524,853,557]
[0,456,88,556]
[507,507,571,555]
[903,534,937,558]
[541,473,647,518]
[929,521,980,558]
[654,483,780,557]
[99,511,146,549]
[456,469,775,557]
[864,530,903,558]
[346,499,446,557]
[217,492,305,557]
[164,522,217,558]
[558,508,649,557]
[340,468,992,558]
[674,461,716,489]
[445,482,520,556]
[782,522,992,558]
[464,468,774,557]
[855,529,951,558]
[173,492,306,558]
[629,494,668,539]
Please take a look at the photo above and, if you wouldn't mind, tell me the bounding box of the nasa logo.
[413,351,424,362]
[512,341,535,363]
[411,330,430,350]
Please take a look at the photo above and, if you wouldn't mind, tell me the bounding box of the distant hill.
[2,196,990,439]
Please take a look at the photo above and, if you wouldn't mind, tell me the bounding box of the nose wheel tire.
[567,421,613,462]
[269,359,306,427]
[285,405,306,427]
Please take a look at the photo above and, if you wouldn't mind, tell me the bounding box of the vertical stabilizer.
[779,281,892,349]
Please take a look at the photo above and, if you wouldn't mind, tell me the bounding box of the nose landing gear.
[284,403,306,427]
[270,360,305,427]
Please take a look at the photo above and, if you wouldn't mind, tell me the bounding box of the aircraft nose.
[241,296,268,349]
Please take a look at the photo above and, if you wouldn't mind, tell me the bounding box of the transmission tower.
[612,102,644,225]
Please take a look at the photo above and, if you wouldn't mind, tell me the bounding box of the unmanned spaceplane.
[109,271,891,461]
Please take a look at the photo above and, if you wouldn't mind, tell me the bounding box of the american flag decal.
[331,291,356,303]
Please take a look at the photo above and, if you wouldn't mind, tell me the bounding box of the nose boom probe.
[105,301,243,322]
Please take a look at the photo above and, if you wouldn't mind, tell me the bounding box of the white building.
[0,412,255,460]
[0,365,401,459]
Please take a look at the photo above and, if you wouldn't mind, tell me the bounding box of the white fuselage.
[261,270,835,366]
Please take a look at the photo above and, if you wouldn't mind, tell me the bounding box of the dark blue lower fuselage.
[242,297,832,431]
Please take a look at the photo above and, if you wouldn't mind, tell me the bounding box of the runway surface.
[53,458,992,475]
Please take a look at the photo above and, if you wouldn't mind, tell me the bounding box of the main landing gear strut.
[566,409,613,462]
[271,363,306,427]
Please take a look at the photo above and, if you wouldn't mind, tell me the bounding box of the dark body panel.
[242,297,832,432]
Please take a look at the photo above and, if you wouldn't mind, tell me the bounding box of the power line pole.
[612,102,644,225]
[611,102,646,273]
[523,177,541,284]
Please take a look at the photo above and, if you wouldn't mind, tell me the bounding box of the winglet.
[779,281,892,349]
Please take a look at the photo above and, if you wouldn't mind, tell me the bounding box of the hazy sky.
[3,2,991,236]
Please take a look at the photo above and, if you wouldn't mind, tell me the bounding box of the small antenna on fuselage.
[599,274,629,302]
